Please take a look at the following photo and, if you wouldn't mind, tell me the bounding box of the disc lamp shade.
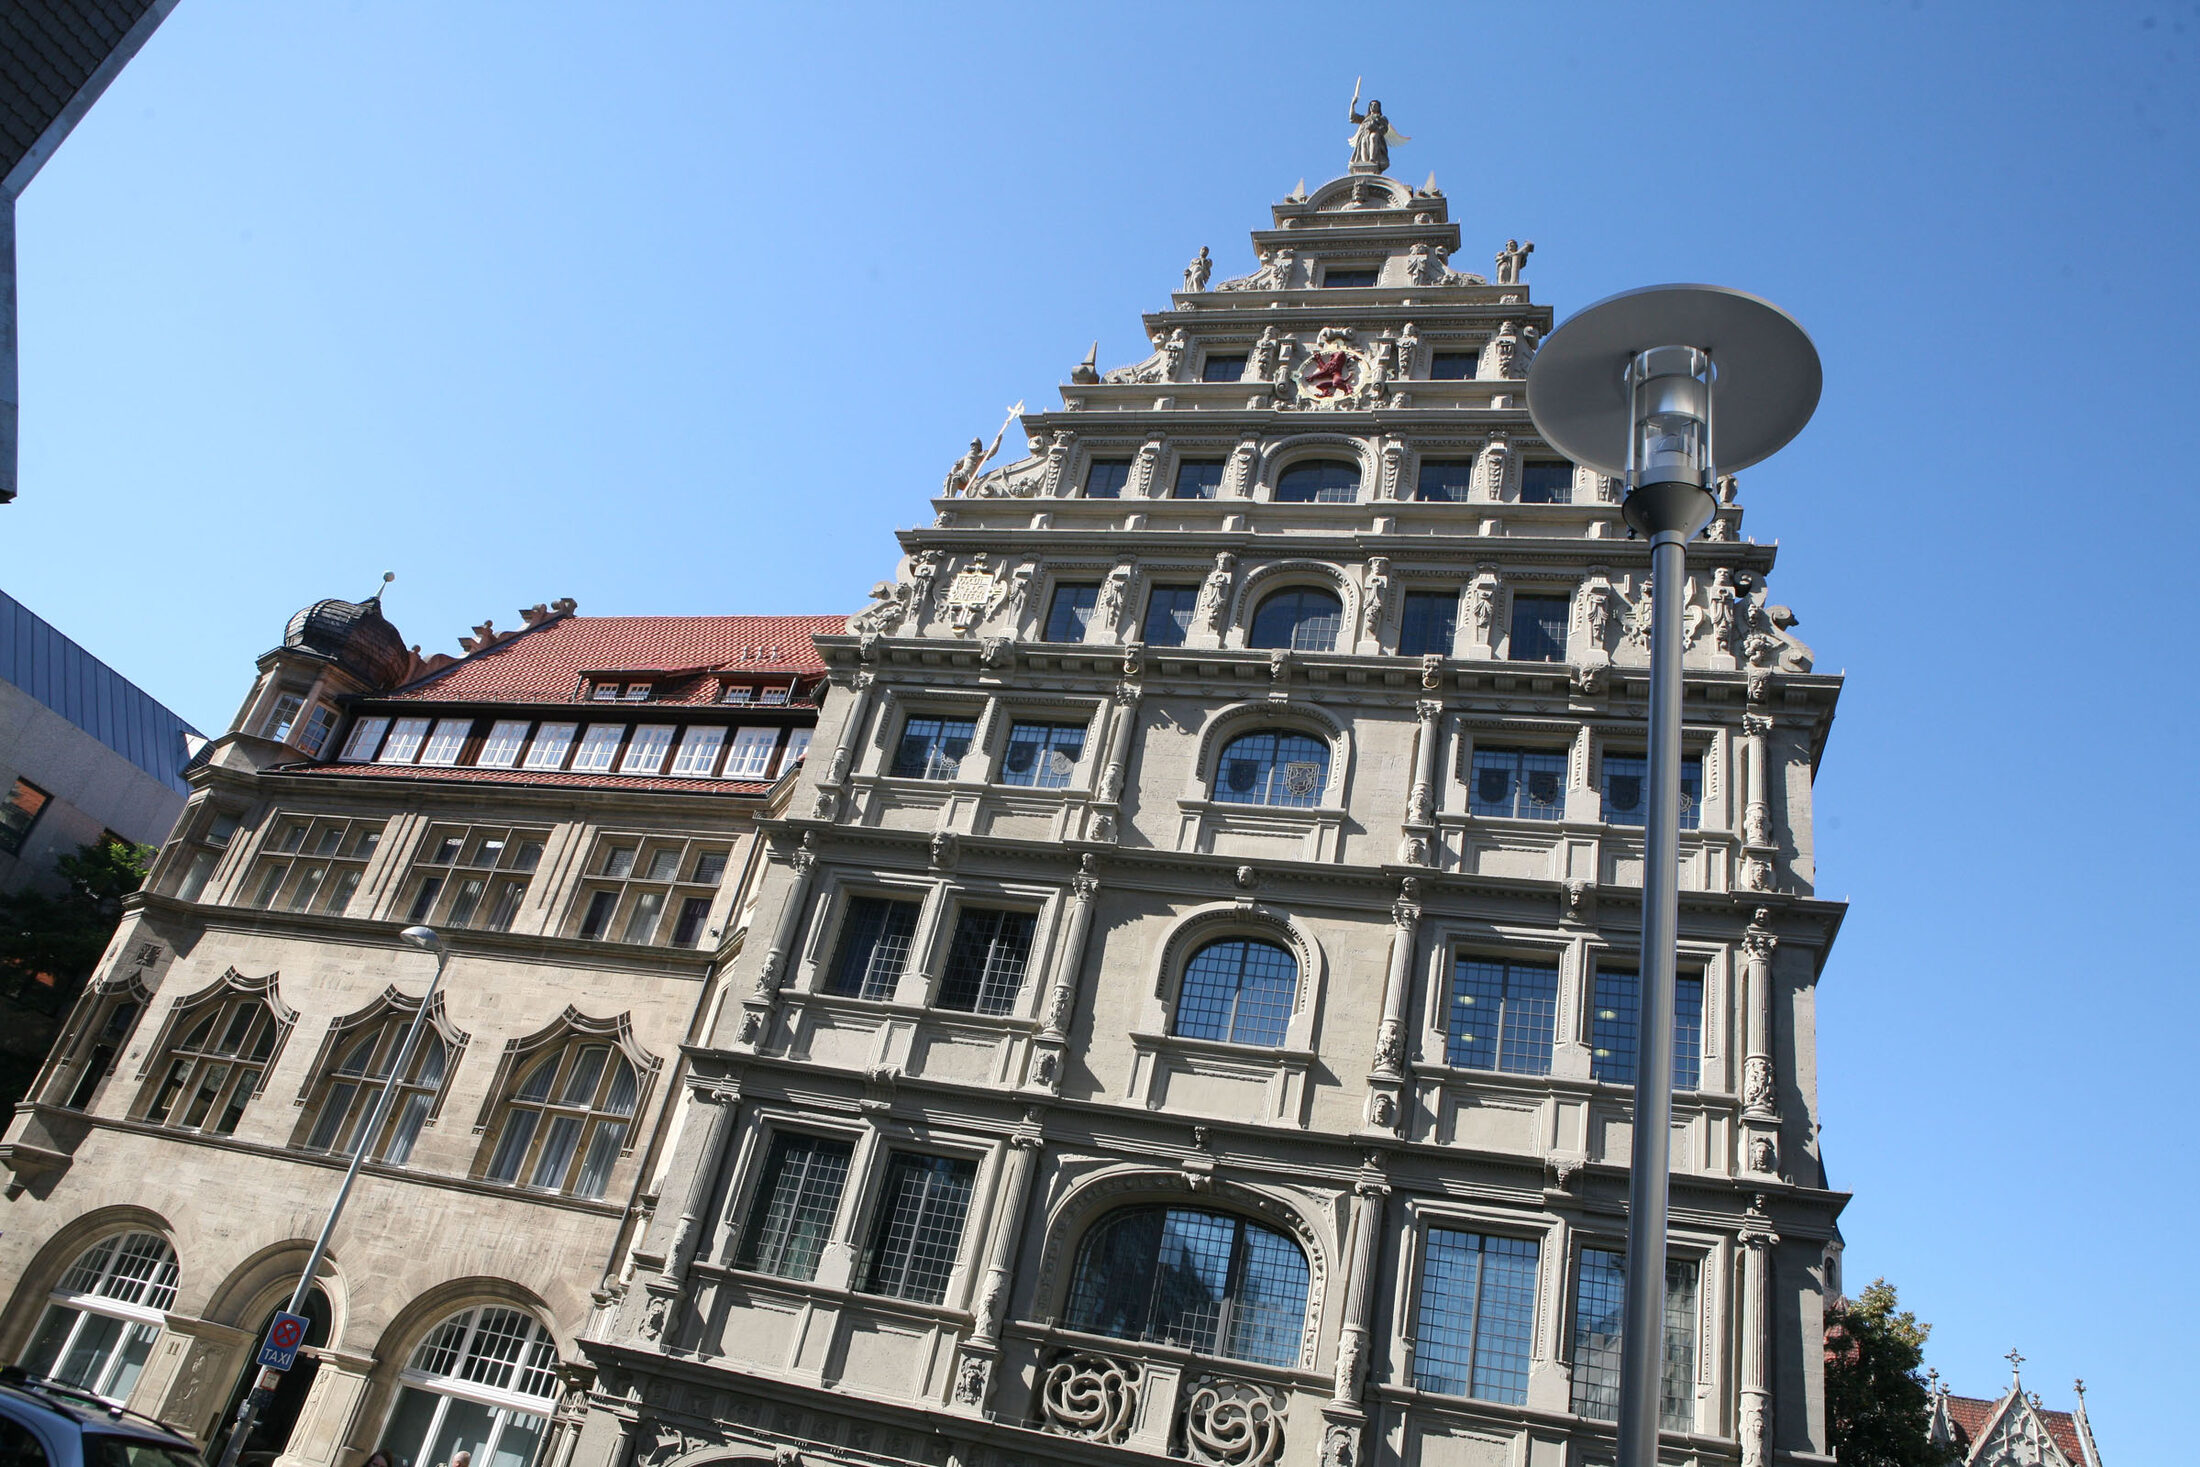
[1526,284,1822,492]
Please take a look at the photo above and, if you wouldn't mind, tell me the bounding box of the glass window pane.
[1446,959,1557,1075]
[1520,461,1574,503]
[1414,1228,1538,1404]
[936,909,1036,1015]
[1214,731,1329,809]
[1509,595,1570,662]
[570,725,626,772]
[1083,458,1131,498]
[1200,354,1246,383]
[522,723,576,770]
[618,725,674,774]
[1415,459,1475,501]
[1247,589,1342,652]
[861,1153,976,1305]
[1398,591,1458,656]
[1044,585,1101,643]
[1273,460,1360,503]
[827,898,921,1000]
[1000,723,1085,789]
[669,725,727,776]
[1173,460,1225,499]
[737,1133,855,1281]
[1142,586,1197,648]
[1429,350,1479,380]
[1175,940,1295,1047]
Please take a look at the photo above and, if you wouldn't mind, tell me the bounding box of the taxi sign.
[256,1311,310,1371]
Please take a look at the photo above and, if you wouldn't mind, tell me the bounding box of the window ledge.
[1126,1032,1316,1128]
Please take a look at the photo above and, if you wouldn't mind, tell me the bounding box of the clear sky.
[12,3,2197,1458]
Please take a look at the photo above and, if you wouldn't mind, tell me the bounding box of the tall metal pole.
[213,931,450,1467]
[1615,484,1713,1467]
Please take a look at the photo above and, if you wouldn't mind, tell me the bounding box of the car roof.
[0,1382,198,1446]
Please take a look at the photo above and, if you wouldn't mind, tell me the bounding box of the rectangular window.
[671,896,713,946]
[578,889,617,939]
[263,693,306,741]
[623,683,653,701]
[1083,458,1132,498]
[523,722,576,769]
[722,685,754,704]
[570,724,626,772]
[1044,584,1100,642]
[1413,1228,1539,1404]
[1398,591,1458,656]
[669,725,726,776]
[1323,266,1379,287]
[692,851,728,884]
[724,727,779,778]
[621,890,666,943]
[407,876,443,924]
[1445,959,1559,1075]
[999,722,1085,789]
[1600,753,1703,830]
[1141,585,1198,648]
[1429,350,1480,380]
[936,908,1037,1015]
[418,718,472,766]
[784,727,813,767]
[0,778,51,857]
[759,686,791,705]
[1200,354,1247,382]
[484,878,527,932]
[1415,459,1476,502]
[1589,968,1704,1090]
[478,720,530,768]
[1468,746,1567,821]
[861,1151,977,1304]
[1520,461,1574,503]
[339,716,389,761]
[1572,1249,1699,1429]
[298,704,339,757]
[378,718,431,764]
[736,1132,855,1280]
[619,725,675,774]
[827,896,921,1000]
[592,683,620,701]
[1509,594,1570,662]
[1173,459,1226,499]
[891,717,975,781]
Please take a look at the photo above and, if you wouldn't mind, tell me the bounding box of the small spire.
[367,570,395,603]
[1423,169,1438,193]
[2005,1347,2025,1383]
[2073,1378,2086,1401]
[1071,342,1099,385]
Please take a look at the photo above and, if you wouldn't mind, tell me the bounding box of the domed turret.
[281,593,411,690]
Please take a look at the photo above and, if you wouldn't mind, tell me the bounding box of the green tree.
[0,839,153,1111]
[1825,1278,1960,1467]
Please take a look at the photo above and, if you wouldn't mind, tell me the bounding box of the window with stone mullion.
[861,1152,977,1304]
[736,1132,854,1281]
[1571,1249,1699,1429]
[936,908,1036,1015]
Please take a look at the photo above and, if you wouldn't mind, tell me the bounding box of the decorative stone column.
[1399,699,1441,866]
[622,1075,743,1348]
[1088,677,1142,843]
[1740,914,1778,1120]
[1366,878,1420,1133]
[809,670,877,821]
[950,1124,1045,1416]
[1321,1164,1390,1467]
[1738,713,1776,892]
[1033,856,1101,1089]
[731,835,823,1049]
[1738,1198,1781,1467]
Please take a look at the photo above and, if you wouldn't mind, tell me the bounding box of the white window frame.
[298,703,340,757]
[340,716,390,762]
[570,724,626,772]
[263,692,306,742]
[668,726,725,776]
[18,1232,178,1404]
[379,717,432,764]
[478,720,530,768]
[379,1306,560,1467]
[522,722,577,770]
[724,727,778,778]
[418,718,471,766]
[619,725,675,774]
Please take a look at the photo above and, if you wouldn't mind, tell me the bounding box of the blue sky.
[12,3,2197,1458]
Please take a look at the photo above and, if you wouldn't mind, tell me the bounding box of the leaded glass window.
[1429,350,1479,380]
[1469,746,1566,821]
[1174,938,1296,1048]
[1509,594,1570,662]
[891,717,974,780]
[936,908,1036,1016]
[1399,591,1458,656]
[1416,459,1475,501]
[1445,959,1559,1075]
[1412,1229,1539,1403]
[1065,1206,1310,1368]
[1248,588,1343,651]
[1084,458,1132,498]
[1600,753,1703,830]
[1200,354,1247,382]
[735,1132,854,1281]
[1520,461,1574,503]
[826,896,921,1001]
[1000,723,1085,789]
[861,1152,977,1304]
[1215,730,1330,808]
[1589,969,1704,1090]
[1272,460,1360,503]
[17,1233,178,1404]
[481,1041,640,1198]
[1571,1250,1698,1429]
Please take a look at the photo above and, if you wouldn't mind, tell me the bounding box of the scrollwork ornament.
[1040,1352,1140,1445]
[1180,1377,1288,1467]
[1743,1056,1777,1114]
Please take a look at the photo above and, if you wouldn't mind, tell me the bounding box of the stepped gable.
[386,613,843,707]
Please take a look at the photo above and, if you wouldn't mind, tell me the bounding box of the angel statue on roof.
[1347,80,1408,175]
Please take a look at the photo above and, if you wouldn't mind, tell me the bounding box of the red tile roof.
[387,614,845,707]
[1943,1394,2087,1464]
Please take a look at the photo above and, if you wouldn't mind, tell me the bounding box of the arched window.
[142,992,285,1135]
[1272,459,1361,503]
[1247,588,1342,652]
[1174,938,1296,1047]
[304,1020,452,1165]
[1066,1205,1310,1368]
[1215,730,1330,809]
[482,1042,639,1198]
[378,1306,558,1467]
[18,1232,178,1403]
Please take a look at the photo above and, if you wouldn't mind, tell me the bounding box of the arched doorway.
[207,1288,332,1467]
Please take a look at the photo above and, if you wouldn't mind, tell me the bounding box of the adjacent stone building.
[1928,1360,2103,1467]
[0,590,839,1467]
[573,137,1847,1467]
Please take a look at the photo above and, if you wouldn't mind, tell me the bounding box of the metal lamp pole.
[213,926,451,1467]
[1527,287,1819,1467]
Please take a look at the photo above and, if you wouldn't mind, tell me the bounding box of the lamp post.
[213,926,452,1467]
[1526,286,1819,1467]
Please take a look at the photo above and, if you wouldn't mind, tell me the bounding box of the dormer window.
[1323,266,1379,288]
[722,685,754,704]
[622,683,652,701]
[591,684,619,701]
[759,686,791,706]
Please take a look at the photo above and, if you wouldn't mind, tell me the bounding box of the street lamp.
[213,927,452,1467]
[1526,286,1819,1467]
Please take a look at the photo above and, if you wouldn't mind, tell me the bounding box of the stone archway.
[206,1287,333,1467]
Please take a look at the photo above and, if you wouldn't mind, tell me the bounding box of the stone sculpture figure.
[1395,321,1419,377]
[1183,246,1212,293]
[1347,81,1408,174]
[1094,565,1132,635]
[1362,557,1391,639]
[1247,325,1281,380]
[1194,552,1236,636]
[1495,238,1535,285]
[941,438,986,497]
[848,581,910,636]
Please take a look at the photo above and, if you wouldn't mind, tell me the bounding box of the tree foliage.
[1825,1278,1960,1467]
[0,840,153,1009]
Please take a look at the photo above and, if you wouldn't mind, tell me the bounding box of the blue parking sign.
[257,1311,310,1371]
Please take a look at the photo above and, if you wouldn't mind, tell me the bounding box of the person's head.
[1369,100,1384,116]
[450,1452,471,1467]
[363,1451,393,1467]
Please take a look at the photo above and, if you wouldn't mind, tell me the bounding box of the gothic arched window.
[1065,1205,1310,1368]
[1247,588,1342,652]
[1173,937,1297,1048]
[378,1306,559,1467]
[1272,459,1361,503]
[17,1232,179,1403]
[481,1041,641,1198]
[141,989,288,1136]
[303,1019,454,1164]
[1214,730,1330,809]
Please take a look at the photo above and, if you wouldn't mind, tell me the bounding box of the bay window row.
[338,713,810,782]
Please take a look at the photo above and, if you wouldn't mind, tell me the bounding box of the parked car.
[0,1369,205,1467]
